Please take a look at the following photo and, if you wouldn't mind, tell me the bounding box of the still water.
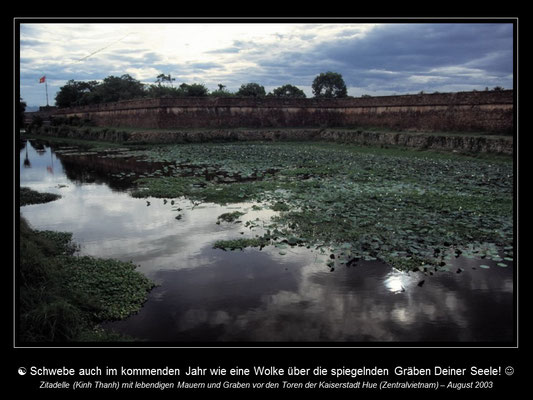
[19,139,514,343]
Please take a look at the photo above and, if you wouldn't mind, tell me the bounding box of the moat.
[19,138,514,343]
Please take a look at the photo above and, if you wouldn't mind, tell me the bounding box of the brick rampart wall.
[53,90,514,133]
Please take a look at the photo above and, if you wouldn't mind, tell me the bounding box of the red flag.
[39,76,46,83]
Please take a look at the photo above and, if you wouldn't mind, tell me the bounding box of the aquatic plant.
[20,187,61,206]
[213,237,269,251]
[126,142,513,271]
[19,217,155,342]
[216,211,246,223]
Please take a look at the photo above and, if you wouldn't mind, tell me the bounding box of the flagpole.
[40,75,49,107]
[45,80,49,107]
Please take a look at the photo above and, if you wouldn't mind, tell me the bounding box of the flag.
[39,76,46,83]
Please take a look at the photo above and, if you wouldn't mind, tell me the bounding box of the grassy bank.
[20,187,61,205]
[18,212,155,342]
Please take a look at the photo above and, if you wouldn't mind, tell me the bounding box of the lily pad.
[497,263,508,268]
[125,142,512,272]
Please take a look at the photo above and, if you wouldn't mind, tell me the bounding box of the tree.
[55,80,99,108]
[210,84,234,97]
[156,73,176,87]
[145,84,181,98]
[55,75,144,107]
[270,84,306,98]
[177,83,209,97]
[312,72,348,98]
[236,82,266,97]
[94,74,145,103]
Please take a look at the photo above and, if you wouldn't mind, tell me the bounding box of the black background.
[10,10,524,396]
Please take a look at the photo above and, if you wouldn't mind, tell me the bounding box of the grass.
[18,216,155,342]
[21,132,128,152]
[20,187,61,206]
[126,141,513,271]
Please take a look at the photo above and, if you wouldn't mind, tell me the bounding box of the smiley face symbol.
[505,366,514,376]
[18,367,27,376]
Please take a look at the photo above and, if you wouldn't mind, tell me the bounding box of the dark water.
[19,139,515,344]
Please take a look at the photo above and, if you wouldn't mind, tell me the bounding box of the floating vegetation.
[213,237,269,251]
[120,142,512,271]
[216,211,246,224]
[20,187,61,206]
[57,256,155,321]
[271,201,291,211]
[19,217,155,342]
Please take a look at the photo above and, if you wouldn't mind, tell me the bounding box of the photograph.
[13,17,519,394]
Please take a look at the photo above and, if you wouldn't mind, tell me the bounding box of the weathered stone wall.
[53,90,514,133]
[27,125,514,154]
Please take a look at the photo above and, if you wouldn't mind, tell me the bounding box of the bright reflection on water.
[19,140,514,343]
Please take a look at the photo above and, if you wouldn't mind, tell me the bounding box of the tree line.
[54,71,348,108]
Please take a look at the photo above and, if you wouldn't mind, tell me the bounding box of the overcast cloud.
[18,22,514,107]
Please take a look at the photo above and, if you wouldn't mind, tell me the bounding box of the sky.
[18,21,514,108]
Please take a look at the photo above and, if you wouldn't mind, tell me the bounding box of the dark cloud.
[313,24,513,91]
[20,39,46,47]
[206,39,255,55]
[104,50,164,66]
[187,62,223,70]
[206,46,241,54]
[231,23,514,95]
[326,24,511,70]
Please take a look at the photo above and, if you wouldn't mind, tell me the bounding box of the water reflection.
[19,140,514,343]
[384,269,417,293]
[23,145,31,168]
[104,254,513,342]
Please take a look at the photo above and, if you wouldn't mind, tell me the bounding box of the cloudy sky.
[19,21,514,107]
